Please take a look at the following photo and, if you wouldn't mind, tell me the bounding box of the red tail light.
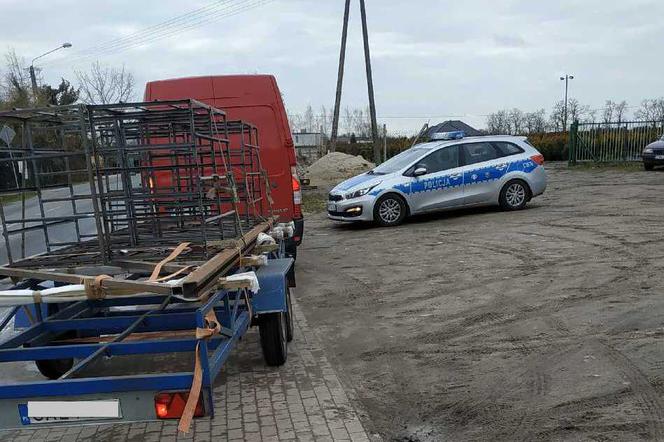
[155,392,204,419]
[530,154,544,166]
[291,167,302,218]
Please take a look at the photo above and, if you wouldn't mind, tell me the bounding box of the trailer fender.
[252,258,294,314]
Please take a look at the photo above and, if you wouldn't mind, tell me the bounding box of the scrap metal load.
[0,99,280,303]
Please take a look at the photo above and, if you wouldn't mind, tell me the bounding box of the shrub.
[336,133,569,163]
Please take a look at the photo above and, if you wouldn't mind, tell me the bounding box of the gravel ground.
[297,162,664,441]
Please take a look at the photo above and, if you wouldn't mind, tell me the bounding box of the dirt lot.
[297,162,664,441]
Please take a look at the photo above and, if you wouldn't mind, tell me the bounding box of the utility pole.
[330,0,351,152]
[560,74,574,131]
[359,0,380,164]
[330,0,380,163]
[383,123,387,162]
[29,66,39,97]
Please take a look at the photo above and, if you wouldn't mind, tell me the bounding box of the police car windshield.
[370,148,427,175]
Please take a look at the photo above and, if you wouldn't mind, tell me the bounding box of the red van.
[144,75,303,258]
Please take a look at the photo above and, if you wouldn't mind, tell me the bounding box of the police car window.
[372,148,428,175]
[416,146,459,174]
[493,142,524,157]
[461,143,499,166]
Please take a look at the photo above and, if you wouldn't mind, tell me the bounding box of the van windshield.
[370,148,427,175]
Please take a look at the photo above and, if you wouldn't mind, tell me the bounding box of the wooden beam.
[180,220,273,298]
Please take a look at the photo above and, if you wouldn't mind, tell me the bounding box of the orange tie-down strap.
[178,309,221,433]
[149,243,191,282]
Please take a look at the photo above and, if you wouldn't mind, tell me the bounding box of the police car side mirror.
[413,166,428,177]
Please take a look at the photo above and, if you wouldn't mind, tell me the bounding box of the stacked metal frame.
[0,100,272,274]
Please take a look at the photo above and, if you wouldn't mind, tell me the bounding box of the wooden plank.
[217,278,253,291]
[0,267,174,295]
[238,256,267,267]
[179,220,273,297]
[111,259,190,275]
[253,244,279,254]
[0,219,275,299]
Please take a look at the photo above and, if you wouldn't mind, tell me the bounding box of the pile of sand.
[304,152,375,187]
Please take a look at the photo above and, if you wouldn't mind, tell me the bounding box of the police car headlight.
[346,183,380,200]
[643,148,653,154]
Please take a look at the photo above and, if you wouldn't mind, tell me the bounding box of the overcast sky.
[1,0,662,134]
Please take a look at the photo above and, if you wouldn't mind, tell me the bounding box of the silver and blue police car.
[327,132,547,226]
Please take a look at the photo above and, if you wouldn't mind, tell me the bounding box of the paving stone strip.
[0,294,377,442]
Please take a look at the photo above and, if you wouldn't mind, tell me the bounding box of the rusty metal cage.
[0,100,272,271]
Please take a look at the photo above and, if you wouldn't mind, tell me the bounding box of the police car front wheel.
[374,194,407,227]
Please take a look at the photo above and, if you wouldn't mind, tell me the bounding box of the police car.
[327,132,547,226]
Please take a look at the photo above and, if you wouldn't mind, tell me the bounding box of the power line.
[41,0,274,67]
[66,0,237,59]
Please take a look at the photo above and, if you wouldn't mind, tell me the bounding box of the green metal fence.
[569,120,664,164]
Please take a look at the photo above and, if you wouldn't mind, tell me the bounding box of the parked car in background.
[327,132,547,227]
[642,134,664,170]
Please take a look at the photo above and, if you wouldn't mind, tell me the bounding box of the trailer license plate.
[327,202,336,212]
[18,400,121,425]
[656,155,664,159]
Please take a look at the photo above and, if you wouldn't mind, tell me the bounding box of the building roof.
[425,120,482,137]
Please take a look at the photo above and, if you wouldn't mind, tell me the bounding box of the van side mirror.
[413,166,428,177]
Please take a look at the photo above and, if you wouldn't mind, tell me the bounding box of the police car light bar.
[430,131,465,141]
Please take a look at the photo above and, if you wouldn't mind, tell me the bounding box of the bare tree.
[524,109,546,134]
[319,105,331,136]
[303,105,314,132]
[567,99,591,124]
[486,109,511,134]
[75,61,135,104]
[342,107,354,135]
[287,110,303,132]
[602,100,615,124]
[635,98,664,121]
[549,100,566,132]
[508,108,524,135]
[1,49,31,107]
[614,100,628,123]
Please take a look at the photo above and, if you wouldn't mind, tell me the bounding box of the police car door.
[461,142,507,204]
[407,145,464,213]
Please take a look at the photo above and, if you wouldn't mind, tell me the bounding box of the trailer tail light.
[291,166,302,218]
[154,392,204,419]
[530,154,544,166]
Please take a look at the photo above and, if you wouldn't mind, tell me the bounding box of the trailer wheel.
[285,288,294,342]
[35,358,73,380]
[259,312,288,366]
[285,243,297,260]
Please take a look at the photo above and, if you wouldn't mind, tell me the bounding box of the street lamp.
[29,42,73,96]
[560,74,574,131]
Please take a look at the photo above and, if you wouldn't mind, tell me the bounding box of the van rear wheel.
[35,358,74,380]
[259,312,288,366]
[285,288,294,342]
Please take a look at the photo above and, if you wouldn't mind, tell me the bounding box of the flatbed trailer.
[0,243,294,430]
[0,100,296,432]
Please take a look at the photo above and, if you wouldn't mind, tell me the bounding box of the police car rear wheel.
[500,180,529,210]
[374,194,407,226]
